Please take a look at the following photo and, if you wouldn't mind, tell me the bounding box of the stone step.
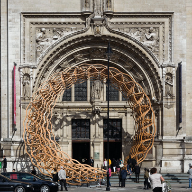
[107,173,190,184]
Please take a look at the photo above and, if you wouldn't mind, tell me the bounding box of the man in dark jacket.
[134,164,140,183]
[120,167,127,187]
[131,158,137,173]
[3,155,7,173]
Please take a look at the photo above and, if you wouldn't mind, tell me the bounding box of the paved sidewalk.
[64,183,192,192]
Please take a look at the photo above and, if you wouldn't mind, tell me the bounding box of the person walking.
[135,164,140,183]
[103,158,107,170]
[89,157,94,167]
[127,155,132,176]
[58,166,68,191]
[112,158,116,173]
[144,168,149,189]
[149,167,164,192]
[2,155,7,173]
[108,166,112,186]
[188,165,192,188]
[116,159,120,173]
[120,167,127,187]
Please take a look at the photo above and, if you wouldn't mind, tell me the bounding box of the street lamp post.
[106,42,113,191]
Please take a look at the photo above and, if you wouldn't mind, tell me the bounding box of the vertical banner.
[178,62,182,123]
[14,64,16,126]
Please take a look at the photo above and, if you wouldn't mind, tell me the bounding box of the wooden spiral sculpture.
[23,64,156,183]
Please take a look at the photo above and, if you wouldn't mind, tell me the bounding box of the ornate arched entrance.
[24,64,156,183]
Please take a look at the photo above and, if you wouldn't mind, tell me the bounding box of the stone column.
[30,68,33,98]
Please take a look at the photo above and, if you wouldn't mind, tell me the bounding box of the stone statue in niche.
[106,0,111,9]
[165,73,173,97]
[91,80,103,100]
[94,0,102,16]
[85,0,90,9]
[22,74,30,99]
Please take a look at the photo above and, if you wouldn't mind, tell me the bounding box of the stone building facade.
[1,0,192,173]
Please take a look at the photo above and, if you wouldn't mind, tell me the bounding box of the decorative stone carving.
[52,114,61,131]
[74,53,89,63]
[36,27,82,61]
[115,27,159,59]
[89,48,105,59]
[36,28,52,59]
[143,27,159,52]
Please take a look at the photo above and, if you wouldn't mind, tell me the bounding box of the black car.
[0,174,33,192]
[2,172,58,192]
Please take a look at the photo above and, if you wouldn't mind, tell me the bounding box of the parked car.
[0,174,33,192]
[1,172,58,192]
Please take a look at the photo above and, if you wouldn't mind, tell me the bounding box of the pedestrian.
[144,168,149,189]
[120,166,127,187]
[112,158,116,172]
[89,157,94,167]
[119,158,123,168]
[108,165,112,186]
[116,159,120,173]
[2,155,7,173]
[103,158,107,170]
[188,165,192,188]
[131,157,137,173]
[108,158,112,167]
[58,166,68,191]
[13,169,16,172]
[118,170,122,187]
[52,168,58,182]
[119,158,124,169]
[135,164,140,183]
[149,167,164,192]
[31,166,36,175]
[127,155,132,175]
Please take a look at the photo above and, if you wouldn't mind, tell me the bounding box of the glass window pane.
[103,119,122,139]
[62,88,71,101]
[106,85,119,101]
[72,119,90,139]
[75,81,87,101]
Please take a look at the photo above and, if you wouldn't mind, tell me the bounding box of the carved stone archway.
[24,64,156,183]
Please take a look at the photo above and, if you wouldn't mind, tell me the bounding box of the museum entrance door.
[104,141,122,161]
[103,119,122,161]
[72,142,90,164]
[72,119,90,163]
